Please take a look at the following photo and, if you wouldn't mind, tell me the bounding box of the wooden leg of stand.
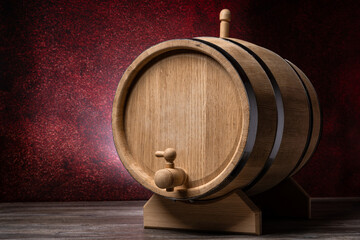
[251,177,311,219]
[143,190,261,235]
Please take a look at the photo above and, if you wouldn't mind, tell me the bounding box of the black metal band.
[223,39,285,192]
[187,38,259,201]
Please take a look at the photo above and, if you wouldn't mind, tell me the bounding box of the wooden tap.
[154,148,186,192]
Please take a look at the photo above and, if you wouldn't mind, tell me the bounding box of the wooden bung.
[220,9,231,38]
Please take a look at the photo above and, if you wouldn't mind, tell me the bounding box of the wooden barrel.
[112,38,321,201]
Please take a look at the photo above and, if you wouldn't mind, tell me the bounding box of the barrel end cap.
[220,9,231,22]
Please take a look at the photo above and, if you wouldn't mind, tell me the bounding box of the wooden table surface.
[0,198,359,239]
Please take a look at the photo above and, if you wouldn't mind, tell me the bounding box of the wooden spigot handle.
[219,9,231,38]
[155,148,176,168]
[154,148,186,191]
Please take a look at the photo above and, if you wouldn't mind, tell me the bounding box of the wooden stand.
[143,178,310,235]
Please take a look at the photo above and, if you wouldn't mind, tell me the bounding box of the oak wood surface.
[143,178,309,235]
[112,39,250,200]
[124,50,241,186]
[195,37,278,199]
[229,38,311,196]
[144,190,261,235]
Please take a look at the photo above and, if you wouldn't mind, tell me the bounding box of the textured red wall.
[0,0,359,201]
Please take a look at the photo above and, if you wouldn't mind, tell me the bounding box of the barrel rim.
[285,60,322,176]
[112,39,254,200]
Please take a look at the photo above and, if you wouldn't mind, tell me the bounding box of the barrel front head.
[112,39,251,200]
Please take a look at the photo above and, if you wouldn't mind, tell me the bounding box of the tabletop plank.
[0,199,359,239]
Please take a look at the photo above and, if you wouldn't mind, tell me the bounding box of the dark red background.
[1,0,359,201]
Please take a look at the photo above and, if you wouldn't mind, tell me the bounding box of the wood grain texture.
[0,199,359,239]
[228,38,311,196]
[113,39,250,200]
[144,190,261,235]
[143,177,309,235]
[195,37,278,200]
[124,49,240,185]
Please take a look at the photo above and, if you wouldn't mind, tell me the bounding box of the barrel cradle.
[112,8,321,234]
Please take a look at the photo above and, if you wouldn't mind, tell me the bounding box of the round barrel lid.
[112,39,250,200]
